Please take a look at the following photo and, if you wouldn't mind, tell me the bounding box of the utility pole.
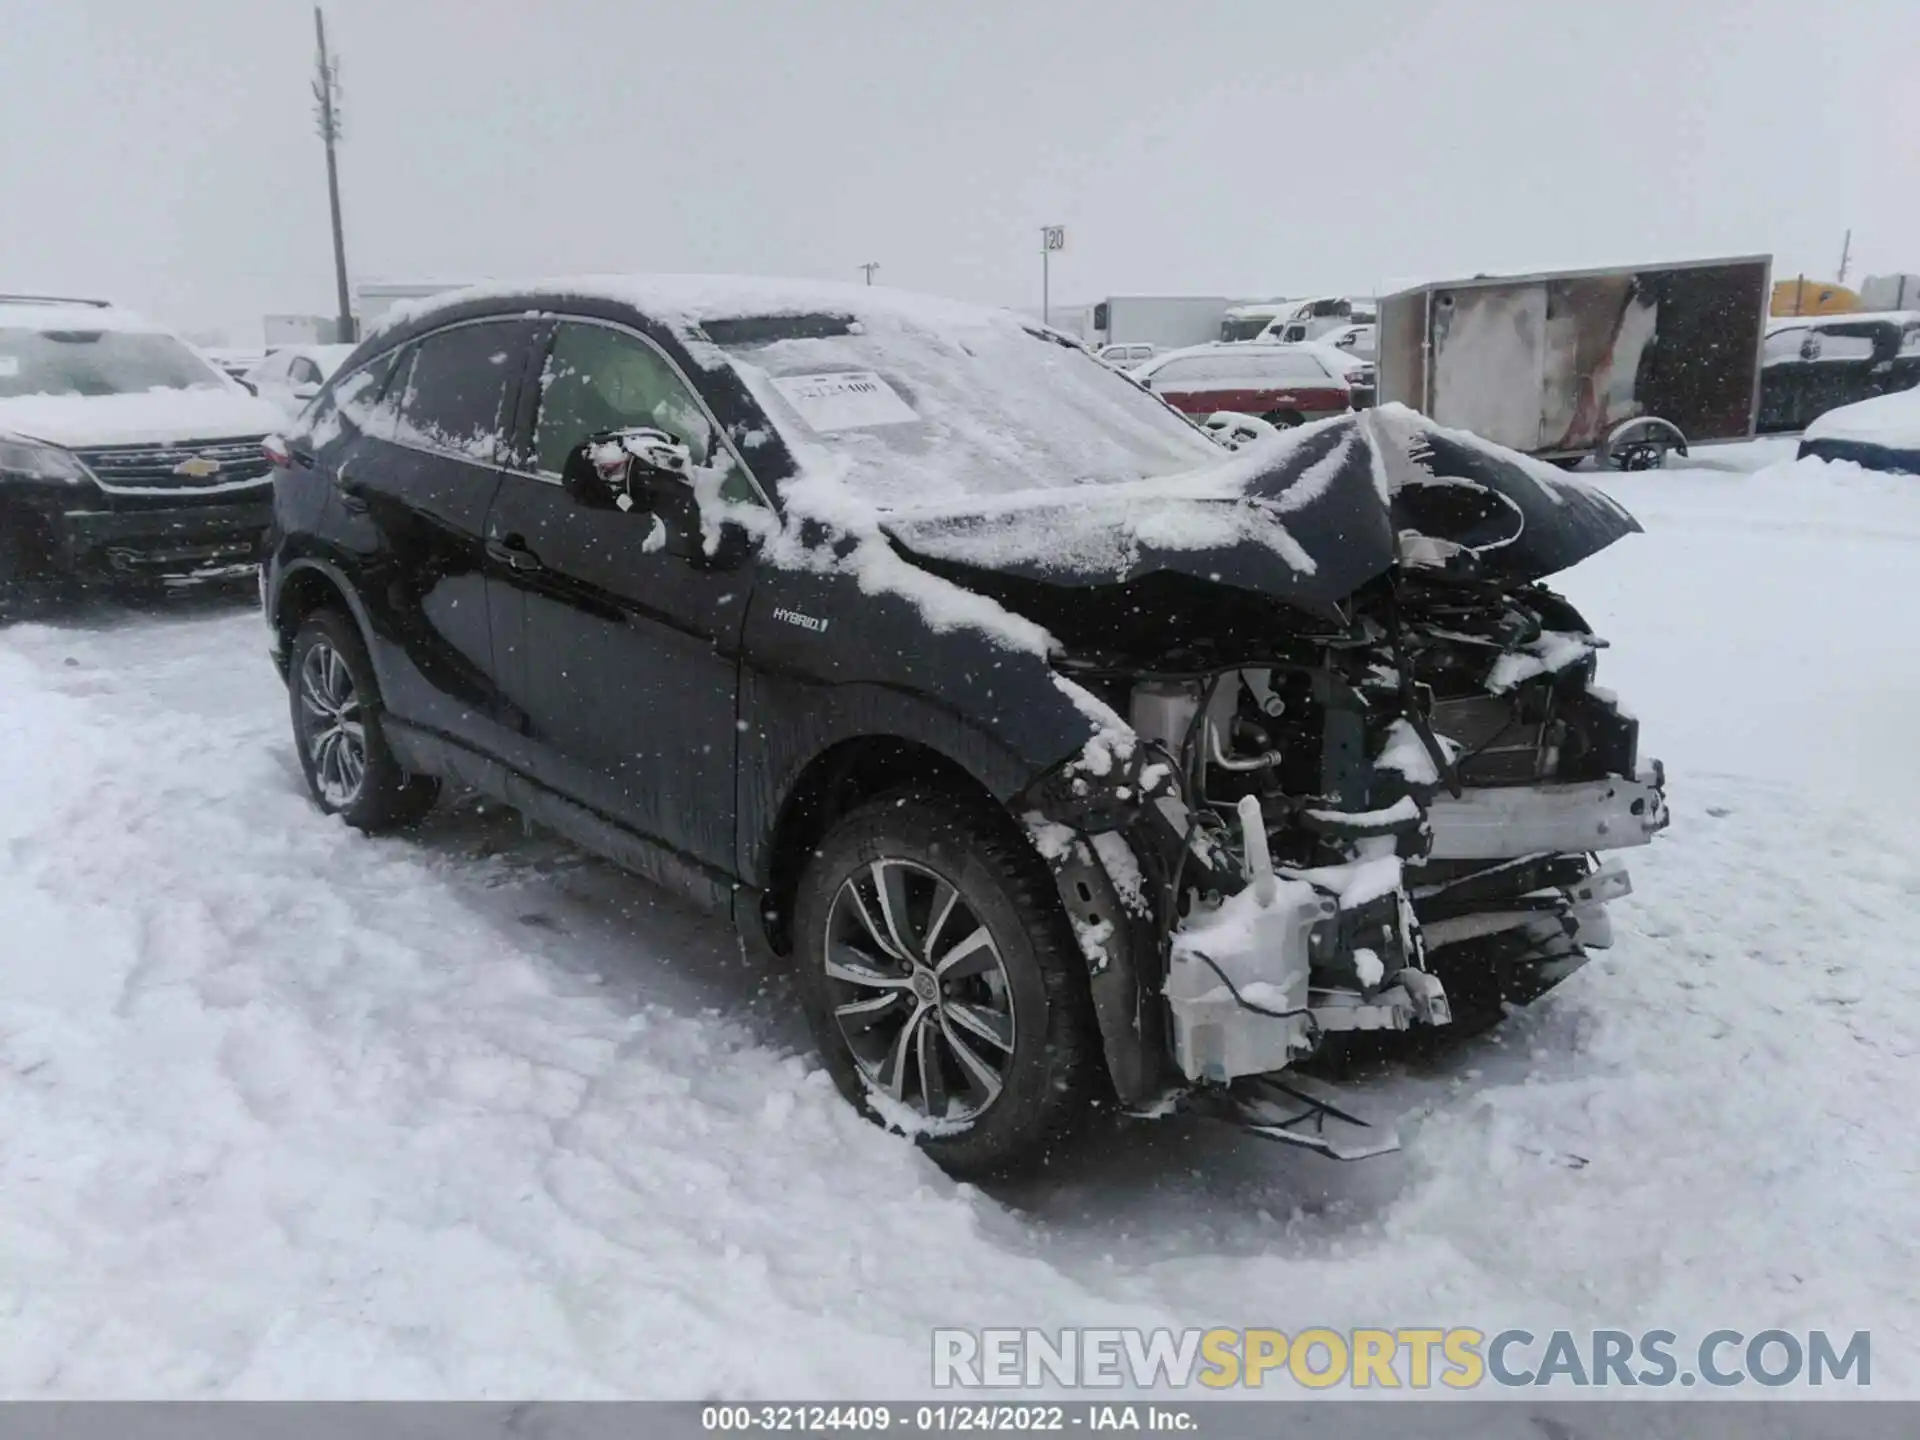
[858,262,880,286]
[1836,229,1853,287]
[313,7,354,343]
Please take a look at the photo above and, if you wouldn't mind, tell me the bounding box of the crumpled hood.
[882,404,1642,619]
[0,386,285,448]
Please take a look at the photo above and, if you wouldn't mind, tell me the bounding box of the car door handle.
[334,468,370,513]
[485,534,543,572]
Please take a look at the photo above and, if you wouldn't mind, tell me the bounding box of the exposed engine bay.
[1026,570,1667,1156]
[885,406,1671,1157]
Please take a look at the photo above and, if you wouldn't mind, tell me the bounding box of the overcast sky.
[3,0,1916,341]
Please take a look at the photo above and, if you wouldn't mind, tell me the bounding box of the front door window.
[532,323,756,505]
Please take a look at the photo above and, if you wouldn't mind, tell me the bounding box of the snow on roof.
[1223,301,1296,320]
[370,274,1028,343]
[1288,339,1372,375]
[1135,338,1367,378]
[1803,386,1920,449]
[0,301,165,335]
[1222,297,1373,322]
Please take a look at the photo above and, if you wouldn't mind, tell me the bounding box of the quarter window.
[298,346,402,446]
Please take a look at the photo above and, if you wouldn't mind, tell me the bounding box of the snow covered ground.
[0,450,1916,1398]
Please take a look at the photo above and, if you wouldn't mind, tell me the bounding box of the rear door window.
[391,322,523,462]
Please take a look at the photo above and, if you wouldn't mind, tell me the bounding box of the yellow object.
[1771,278,1860,316]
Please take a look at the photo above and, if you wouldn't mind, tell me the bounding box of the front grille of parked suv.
[73,437,272,494]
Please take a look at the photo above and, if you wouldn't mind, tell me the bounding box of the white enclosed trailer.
[1377,256,1771,468]
[1089,296,1235,349]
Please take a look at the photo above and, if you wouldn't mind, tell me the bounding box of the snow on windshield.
[0,327,226,400]
[711,315,1221,509]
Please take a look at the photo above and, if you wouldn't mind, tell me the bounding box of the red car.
[1133,343,1352,427]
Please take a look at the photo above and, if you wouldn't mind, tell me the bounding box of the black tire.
[1262,409,1305,429]
[0,521,23,609]
[288,609,439,832]
[0,504,53,612]
[792,789,1100,1179]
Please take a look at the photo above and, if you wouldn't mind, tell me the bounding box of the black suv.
[264,278,1667,1176]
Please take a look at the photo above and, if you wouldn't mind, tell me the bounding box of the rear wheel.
[792,791,1100,1178]
[288,610,439,832]
[1600,418,1688,472]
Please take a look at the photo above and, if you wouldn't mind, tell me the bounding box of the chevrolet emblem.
[173,454,221,478]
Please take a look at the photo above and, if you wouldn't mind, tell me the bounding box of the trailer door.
[1429,282,1548,451]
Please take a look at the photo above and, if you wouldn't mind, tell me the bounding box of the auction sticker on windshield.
[770,370,917,432]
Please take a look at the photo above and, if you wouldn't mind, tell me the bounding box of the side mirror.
[560,427,693,510]
[1200,411,1280,451]
[559,428,739,564]
[561,426,693,502]
[292,381,321,401]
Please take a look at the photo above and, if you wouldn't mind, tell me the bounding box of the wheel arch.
[752,728,1168,1106]
[271,557,380,685]
[1598,415,1688,470]
[757,733,1020,956]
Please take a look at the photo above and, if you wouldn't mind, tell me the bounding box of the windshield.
[0,327,228,400]
[710,315,1221,509]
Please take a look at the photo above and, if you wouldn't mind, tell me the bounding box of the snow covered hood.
[0,387,285,448]
[882,404,1642,616]
[1803,387,1920,449]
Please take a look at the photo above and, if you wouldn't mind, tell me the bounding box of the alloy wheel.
[298,639,367,807]
[822,858,1017,1125]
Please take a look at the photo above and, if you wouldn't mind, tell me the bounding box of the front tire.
[0,504,55,614]
[792,791,1100,1179]
[288,610,439,832]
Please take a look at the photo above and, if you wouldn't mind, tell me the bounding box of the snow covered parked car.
[1798,386,1920,473]
[1133,342,1354,426]
[262,277,1668,1175]
[1096,341,1160,370]
[0,295,287,592]
[244,343,358,424]
[203,346,267,383]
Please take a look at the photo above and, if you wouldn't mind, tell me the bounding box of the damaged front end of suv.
[886,406,1669,1158]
